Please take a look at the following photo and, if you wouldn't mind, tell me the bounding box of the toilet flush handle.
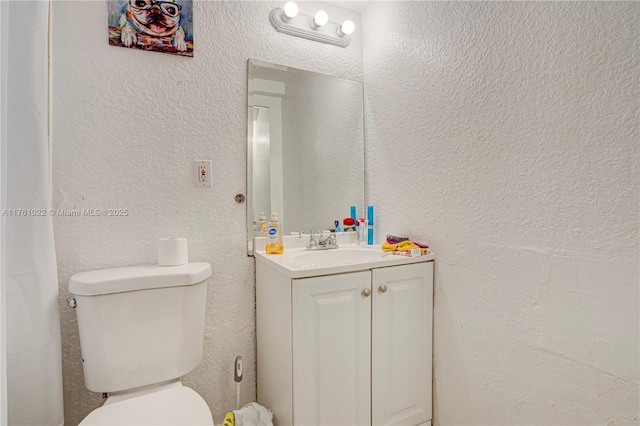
[67,297,77,309]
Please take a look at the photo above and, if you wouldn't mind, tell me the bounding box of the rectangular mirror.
[247,59,364,255]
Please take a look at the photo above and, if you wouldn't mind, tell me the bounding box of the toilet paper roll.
[158,238,188,266]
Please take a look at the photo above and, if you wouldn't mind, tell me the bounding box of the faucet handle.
[308,231,317,247]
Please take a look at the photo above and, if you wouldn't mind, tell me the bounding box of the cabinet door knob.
[362,288,371,298]
[379,284,388,294]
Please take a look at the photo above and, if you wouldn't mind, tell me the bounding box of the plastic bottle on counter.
[259,212,267,237]
[252,219,259,237]
[367,205,374,245]
[343,217,355,232]
[266,213,284,254]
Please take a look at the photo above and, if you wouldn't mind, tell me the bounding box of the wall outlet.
[194,160,212,187]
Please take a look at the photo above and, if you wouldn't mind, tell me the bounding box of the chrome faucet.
[306,230,339,250]
[318,231,336,246]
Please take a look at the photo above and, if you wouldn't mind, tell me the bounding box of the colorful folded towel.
[381,241,427,255]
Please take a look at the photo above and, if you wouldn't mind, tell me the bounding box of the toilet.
[68,262,214,425]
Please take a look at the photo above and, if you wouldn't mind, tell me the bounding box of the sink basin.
[293,248,384,265]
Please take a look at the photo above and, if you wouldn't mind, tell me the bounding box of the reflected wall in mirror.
[247,59,364,255]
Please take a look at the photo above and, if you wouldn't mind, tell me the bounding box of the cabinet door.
[293,271,372,426]
[372,262,433,426]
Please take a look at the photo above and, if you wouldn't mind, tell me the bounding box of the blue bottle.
[367,205,374,245]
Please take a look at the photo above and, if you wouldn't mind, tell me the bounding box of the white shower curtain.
[1,1,65,425]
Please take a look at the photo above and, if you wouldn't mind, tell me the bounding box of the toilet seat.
[79,381,214,425]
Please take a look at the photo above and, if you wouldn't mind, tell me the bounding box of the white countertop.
[255,243,434,278]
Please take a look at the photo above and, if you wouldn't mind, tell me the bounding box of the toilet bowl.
[69,262,214,426]
[79,380,213,425]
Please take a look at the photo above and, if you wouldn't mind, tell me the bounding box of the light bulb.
[282,2,298,21]
[312,10,328,28]
[338,20,355,36]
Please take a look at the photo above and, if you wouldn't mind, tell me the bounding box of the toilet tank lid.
[69,262,211,296]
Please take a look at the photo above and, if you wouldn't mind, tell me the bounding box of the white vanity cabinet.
[371,263,433,426]
[293,271,372,425]
[256,256,433,426]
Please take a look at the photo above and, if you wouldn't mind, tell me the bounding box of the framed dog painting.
[108,0,193,57]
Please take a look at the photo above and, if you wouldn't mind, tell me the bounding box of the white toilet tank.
[69,262,212,393]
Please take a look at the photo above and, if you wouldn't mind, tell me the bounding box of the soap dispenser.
[266,213,284,254]
[259,212,267,237]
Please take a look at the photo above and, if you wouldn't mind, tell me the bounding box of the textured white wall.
[363,2,639,425]
[51,2,362,424]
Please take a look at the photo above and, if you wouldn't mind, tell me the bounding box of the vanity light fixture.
[282,1,298,22]
[269,3,353,48]
[312,11,328,29]
[338,20,355,36]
